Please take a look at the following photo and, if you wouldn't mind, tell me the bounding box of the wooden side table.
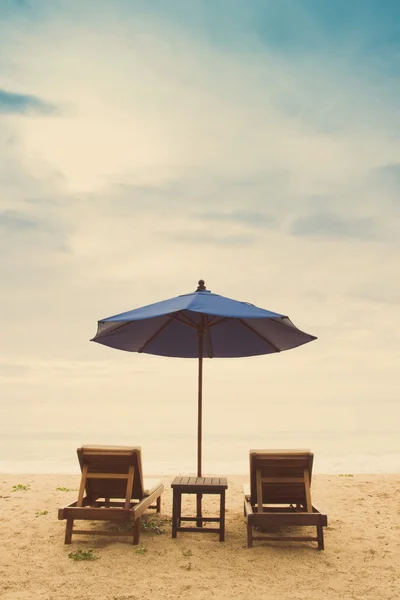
[171,476,228,542]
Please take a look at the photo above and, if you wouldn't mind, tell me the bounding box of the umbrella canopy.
[91,280,317,474]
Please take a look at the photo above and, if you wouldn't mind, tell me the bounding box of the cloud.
[0,363,32,379]
[194,210,278,229]
[0,89,57,116]
[290,212,387,241]
[372,163,400,193]
[167,232,256,246]
[0,209,38,231]
[347,282,400,305]
[0,1,398,194]
[0,0,399,452]
[303,290,327,303]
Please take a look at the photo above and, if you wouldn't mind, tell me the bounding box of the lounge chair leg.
[317,525,324,551]
[156,495,161,513]
[247,517,253,548]
[133,518,141,545]
[65,517,74,544]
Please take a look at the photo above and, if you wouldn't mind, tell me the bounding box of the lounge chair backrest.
[250,450,314,511]
[77,446,145,506]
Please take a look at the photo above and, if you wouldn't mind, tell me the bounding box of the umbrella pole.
[197,334,203,478]
[196,330,203,526]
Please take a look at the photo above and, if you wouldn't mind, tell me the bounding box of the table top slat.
[172,476,228,489]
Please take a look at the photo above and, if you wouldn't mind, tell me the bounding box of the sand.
[0,473,399,600]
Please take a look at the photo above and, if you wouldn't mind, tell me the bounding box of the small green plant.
[56,487,78,492]
[135,546,147,555]
[109,523,133,532]
[182,549,193,557]
[35,510,48,517]
[338,474,354,478]
[12,484,30,492]
[141,519,167,535]
[68,549,99,561]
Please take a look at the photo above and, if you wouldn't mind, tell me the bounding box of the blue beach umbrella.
[91,280,316,476]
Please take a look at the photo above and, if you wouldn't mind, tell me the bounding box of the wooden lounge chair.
[244,450,327,550]
[58,445,164,545]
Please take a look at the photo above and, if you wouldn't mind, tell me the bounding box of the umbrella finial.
[196,279,206,291]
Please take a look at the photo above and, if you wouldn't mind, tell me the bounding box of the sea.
[0,428,399,475]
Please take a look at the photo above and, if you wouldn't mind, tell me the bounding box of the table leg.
[196,493,203,527]
[172,491,178,538]
[219,490,226,542]
[177,491,182,528]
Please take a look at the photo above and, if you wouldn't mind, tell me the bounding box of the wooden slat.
[86,473,129,480]
[124,466,134,509]
[91,501,129,508]
[256,469,263,513]
[171,477,228,489]
[72,530,133,536]
[62,507,132,521]
[244,498,253,518]
[132,485,165,519]
[247,506,303,513]
[179,517,221,523]
[304,469,312,512]
[176,527,220,534]
[83,451,133,457]
[77,465,88,507]
[261,477,305,483]
[251,511,326,527]
[250,449,311,455]
[252,536,317,542]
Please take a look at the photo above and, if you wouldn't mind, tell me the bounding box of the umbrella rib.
[238,319,281,352]
[168,312,197,328]
[205,315,219,327]
[208,316,232,328]
[138,317,176,353]
[270,316,317,339]
[92,320,134,340]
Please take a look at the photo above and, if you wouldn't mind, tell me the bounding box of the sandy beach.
[0,473,399,600]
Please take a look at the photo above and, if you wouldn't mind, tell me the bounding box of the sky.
[1,0,399,472]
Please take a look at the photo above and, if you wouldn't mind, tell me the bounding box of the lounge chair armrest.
[244,498,253,517]
[132,484,164,519]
